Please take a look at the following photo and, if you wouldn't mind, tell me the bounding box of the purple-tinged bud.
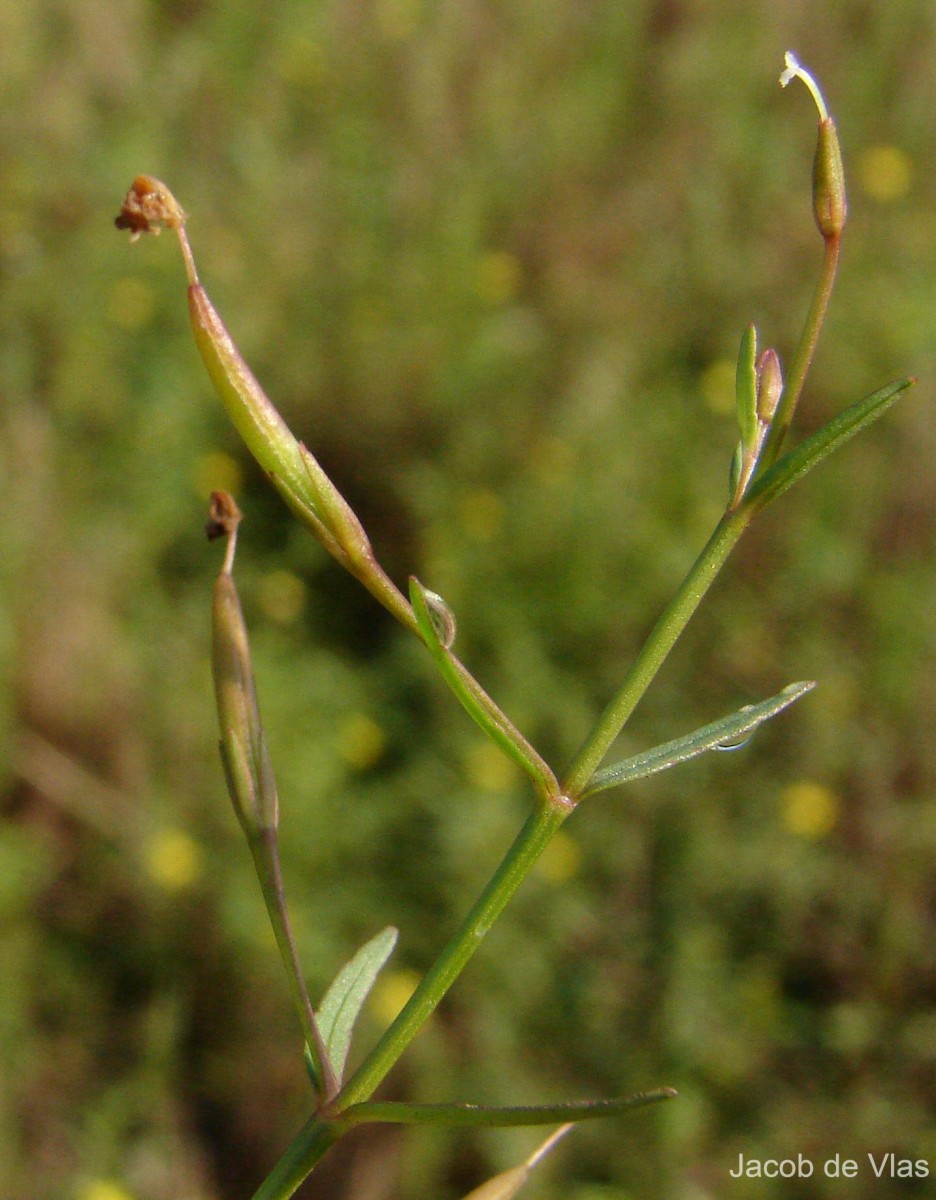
[755,349,784,423]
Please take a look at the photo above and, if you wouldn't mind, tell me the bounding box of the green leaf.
[316,926,398,1083]
[583,681,815,797]
[409,578,560,800]
[745,378,915,512]
[337,1087,677,1130]
[736,324,759,450]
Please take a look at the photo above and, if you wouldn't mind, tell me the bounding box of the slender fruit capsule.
[209,492,279,836]
[188,284,323,517]
[206,493,339,1100]
[779,52,847,242]
[115,177,419,632]
[813,117,847,241]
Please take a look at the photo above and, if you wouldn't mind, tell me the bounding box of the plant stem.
[253,799,571,1197]
[561,505,752,797]
[249,1117,338,1200]
[762,234,840,467]
[249,831,339,1100]
[560,235,840,799]
[338,799,570,1106]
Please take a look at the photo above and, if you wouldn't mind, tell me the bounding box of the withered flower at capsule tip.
[115,178,361,550]
[116,175,417,635]
[115,175,188,240]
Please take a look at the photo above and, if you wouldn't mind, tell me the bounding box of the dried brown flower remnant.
[115,174,187,240]
[206,490,243,543]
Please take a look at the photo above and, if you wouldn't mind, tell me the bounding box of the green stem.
[254,800,571,1198]
[561,505,751,797]
[249,1117,338,1200]
[561,235,839,800]
[249,831,339,1101]
[761,234,840,467]
[337,799,570,1107]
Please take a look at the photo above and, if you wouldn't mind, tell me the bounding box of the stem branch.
[562,506,751,797]
[253,801,570,1197]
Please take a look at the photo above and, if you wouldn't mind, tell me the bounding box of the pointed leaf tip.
[584,682,816,796]
[316,926,398,1083]
[745,378,915,512]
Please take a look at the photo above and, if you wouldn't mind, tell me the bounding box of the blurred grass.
[2,2,935,1198]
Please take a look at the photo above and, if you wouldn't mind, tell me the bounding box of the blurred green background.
[2,2,935,1198]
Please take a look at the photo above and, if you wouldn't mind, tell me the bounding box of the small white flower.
[779,50,829,120]
[779,50,802,88]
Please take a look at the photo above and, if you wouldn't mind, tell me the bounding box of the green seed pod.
[189,285,315,512]
[211,522,279,837]
[813,117,847,241]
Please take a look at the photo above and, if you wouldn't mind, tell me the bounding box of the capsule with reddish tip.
[210,496,279,836]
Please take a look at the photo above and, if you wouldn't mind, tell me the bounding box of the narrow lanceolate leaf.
[744,378,915,513]
[736,324,759,451]
[409,578,561,801]
[316,927,398,1084]
[337,1088,677,1131]
[583,681,816,797]
[459,1125,574,1200]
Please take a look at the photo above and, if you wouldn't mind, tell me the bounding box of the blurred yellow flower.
[369,967,421,1026]
[258,569,307,625]
[781,780,840,839]
[466,740,518,793]
[857,144,912,203]
[337,713,387,771]
[535,830,582,885]
[76,1181,134,1200]
[146,828,203,891]
[192,450,243,501]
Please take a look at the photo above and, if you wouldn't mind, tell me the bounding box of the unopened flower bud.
[755,348,783,423]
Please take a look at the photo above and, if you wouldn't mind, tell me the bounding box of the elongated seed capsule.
[189,287,318,514]
[209,493,279,835]
[188,273,379,569]
[115,176,373,566]
[812,116,847,241]
[779,53,846,242]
